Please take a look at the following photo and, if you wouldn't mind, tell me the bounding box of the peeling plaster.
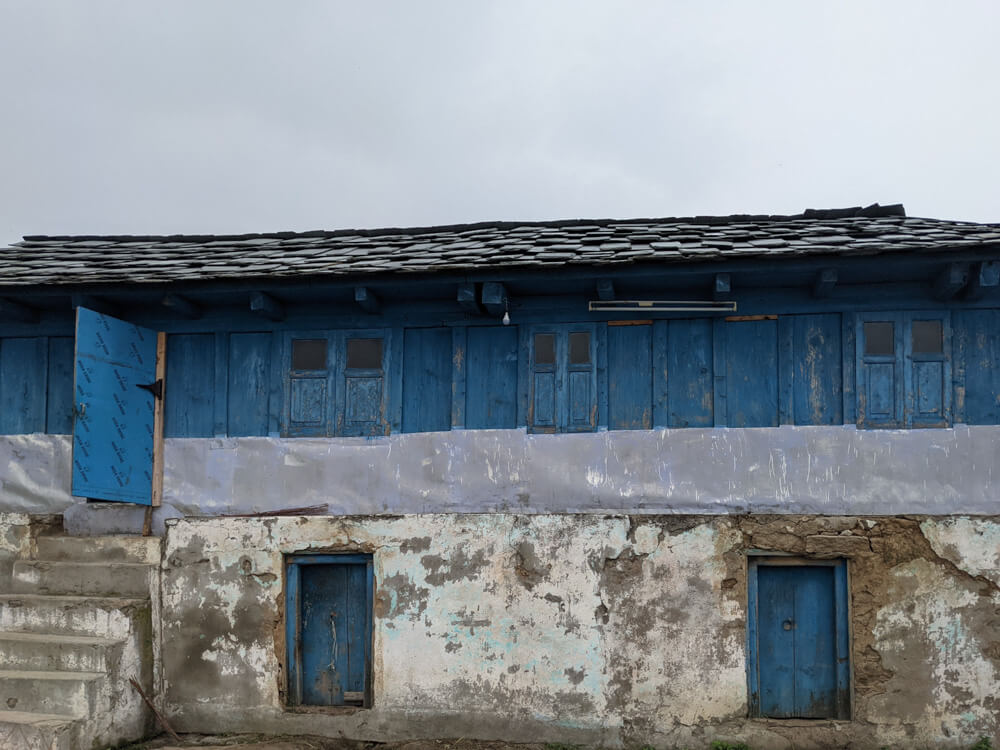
[159,514,1000,748]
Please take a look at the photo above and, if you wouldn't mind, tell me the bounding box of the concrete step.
[11,560,152,597]
[34,535,161,566]
[0,670,103,719]
[0,709,79,750]
[0,631,122,673]
[0,595,150,638]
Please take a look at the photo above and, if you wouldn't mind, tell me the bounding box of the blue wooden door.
[71,308,160,505]
[750,562,850,718]
[288,556,372,706]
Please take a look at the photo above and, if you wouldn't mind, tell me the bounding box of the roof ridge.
[19,204,907,244]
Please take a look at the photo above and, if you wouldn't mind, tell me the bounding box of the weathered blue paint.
[527,324,597,433]
[790,314,842,426]
[164,334,215,438]
[857,312,951,427]
[285,554,373,707]
[748,559,850,719]
[0,337,47,434]
[71,308,158,505]
[46,337,75,434]
[607,324,652,430]
[227,332,271,437]
[402,327,452,433]
[954,309,1000,424]
[725,318,779,428]
[3,299,999,438]
[465,326,518,429]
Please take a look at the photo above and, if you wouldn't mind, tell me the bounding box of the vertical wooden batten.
[152,331,167,508]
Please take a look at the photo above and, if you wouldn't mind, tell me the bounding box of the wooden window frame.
[855,311,951,428]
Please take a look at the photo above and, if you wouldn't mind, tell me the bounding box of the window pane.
[569,332,591,364]
[347,338,382,369]
[912,320,943,354]
[534,333,555,365]
[292,339,327,370]
[864,322,894,356]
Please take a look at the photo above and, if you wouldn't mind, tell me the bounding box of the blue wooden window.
[747,557,850,719]
[285,554,373,707]
[527,324,597,433]
[856,312,951,427]
[284,330,389,437]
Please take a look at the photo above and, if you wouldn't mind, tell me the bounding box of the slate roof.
[4,204,1000,287]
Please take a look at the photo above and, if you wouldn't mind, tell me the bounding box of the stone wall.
[160,513,1000,750]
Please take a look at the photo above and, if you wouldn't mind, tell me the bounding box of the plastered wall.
[160,514,1000,750]
[4,425,1000,517]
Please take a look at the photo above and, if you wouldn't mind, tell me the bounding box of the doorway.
[747,557,851,719]
[285,554,373,707]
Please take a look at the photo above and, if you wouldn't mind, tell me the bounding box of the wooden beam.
[151,332,166,508]
[481,282,508,316]
[354,286,380,313]
[713,273,731,300]
[71,294,118,317]
[457,283,480,313]
[250,292,285,321]
[811,268,838,298]
[161,294,201,319]
[932,262,968,300]
[964,261,1000,300]
[0,297,39,324]
[596,279,615,301]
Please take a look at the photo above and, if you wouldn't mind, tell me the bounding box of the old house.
[0,203,998,749]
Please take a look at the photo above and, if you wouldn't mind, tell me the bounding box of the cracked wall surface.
[160,514,1000,750]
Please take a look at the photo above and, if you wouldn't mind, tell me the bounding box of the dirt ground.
[123,735,552,750]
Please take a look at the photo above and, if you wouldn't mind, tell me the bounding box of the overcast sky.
[1,1,998,245]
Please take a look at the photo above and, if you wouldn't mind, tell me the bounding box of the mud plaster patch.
[420,548,490,586]
[375,573,429,621]
[512,541,550,591]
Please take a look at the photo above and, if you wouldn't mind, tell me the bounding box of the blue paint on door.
[72,308,158,505]
[286,555,372,707]
[749,560,850,719]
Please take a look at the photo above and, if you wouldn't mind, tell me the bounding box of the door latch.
[136,379,164,401]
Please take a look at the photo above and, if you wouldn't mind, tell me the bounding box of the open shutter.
[72,308,164,505]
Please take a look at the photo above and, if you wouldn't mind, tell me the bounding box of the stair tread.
[0,669,104,681]
[0,708,79,725]
[0,594,148,606]
[0,631,121,647]
[18,560,152,569]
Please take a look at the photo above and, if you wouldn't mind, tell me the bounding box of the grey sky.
[2,1,998,245]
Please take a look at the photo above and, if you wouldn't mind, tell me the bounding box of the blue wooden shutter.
[856,313,904,427]
[286,333,332,437]
[71,308,159,505]
[401,327,452,433]
[905,312,950,427]
[565,325,597,432]
[339,331,387,436]
[529,329,558,432]
[465,326,518,429]
[607,323,652,430]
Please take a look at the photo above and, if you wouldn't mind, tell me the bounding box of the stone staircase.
[0,534,159,750]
